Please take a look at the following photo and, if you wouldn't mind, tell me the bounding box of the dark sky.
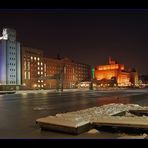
[0,9,148,75]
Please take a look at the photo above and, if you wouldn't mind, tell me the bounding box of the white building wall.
[0,40,6,85]
[0,28,21,86]
[16,42,21,85]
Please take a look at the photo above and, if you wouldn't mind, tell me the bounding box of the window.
[37,57,40,61]
[41,72,43,75]
[28,72,30,80]
[41,62,43,66]
[31,56,33,60]
[38,62,40,65]
[28,62,30,70]
[44,64,46,71]
[24,61,26,70]
[34,57,36,60]
[24,72,26,80]
[38,71,40,75]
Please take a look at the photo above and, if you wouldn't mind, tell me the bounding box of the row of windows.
[9,52,15,55]
[9,81,15,84]
[10,75,15,78]
[31,56,40,61]
[23,56,40,61]
[9,34,15,39]
[37,71,43,75]
[9,46,15,50]
[38,80,44,83]
[37,85,44,88]
[10,69,15,72]
[10,57,15,60]
[9,63,15,66]
[9,40,15,44]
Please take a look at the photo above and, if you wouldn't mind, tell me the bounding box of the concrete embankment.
[36,103,148,135]
[0,91,16,95]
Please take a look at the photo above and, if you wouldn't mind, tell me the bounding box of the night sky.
[0,9,148,75]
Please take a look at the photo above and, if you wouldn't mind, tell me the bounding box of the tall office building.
[0,28,21,90]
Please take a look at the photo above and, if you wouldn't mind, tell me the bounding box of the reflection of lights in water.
[21,93,28,100]
[22,92,27,95]
[41,91,48,95]
[0,95,4,100]
[96,97,130,106]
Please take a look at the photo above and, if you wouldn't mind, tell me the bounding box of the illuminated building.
[42,57,91,89]
[0,28,21,90]
[59,57,91,88]
[22,47,91,89]
[21,47,44,89]
[94,57,138,86]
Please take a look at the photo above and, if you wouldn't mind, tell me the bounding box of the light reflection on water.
[0,89,148,138]
[96,96,130,106]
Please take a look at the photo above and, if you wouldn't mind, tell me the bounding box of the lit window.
[41,62,43,66]
[24,72,26,80]
[38,62,40,65]
[38,85,40,87]
[41,80,43,83]
[24,61,26,70]
[28,72,30,80]
[28,62,30,70]
[38,67,40,70]
[31,56,33,60]
[41,85,43,88]
[41,67,43,70]
[34,57,36,60]
[41,72,43,75]
[37,57,40,61]
[44,64,46,71]
[33,84,37,87]
[38,71,40,75]
[38,80,40,83]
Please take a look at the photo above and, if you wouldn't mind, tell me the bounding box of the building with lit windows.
[0,28,21,90]
[59,57,91,89]
[94,57,138,87]
[21,47,44,89]
[21,47,91,89]
[0,28,91,90]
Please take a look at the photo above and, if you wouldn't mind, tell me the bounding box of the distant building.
[94,57,138,87]
[0,28,21,90]
[139,75,148,84]
[21,47,91,89]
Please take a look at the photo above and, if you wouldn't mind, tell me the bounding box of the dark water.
[0,89,148,138]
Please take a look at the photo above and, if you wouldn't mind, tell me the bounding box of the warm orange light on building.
[94,57,138,86]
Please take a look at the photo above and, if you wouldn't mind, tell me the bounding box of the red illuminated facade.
[21,47,91,89]
[95,57,138,86]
